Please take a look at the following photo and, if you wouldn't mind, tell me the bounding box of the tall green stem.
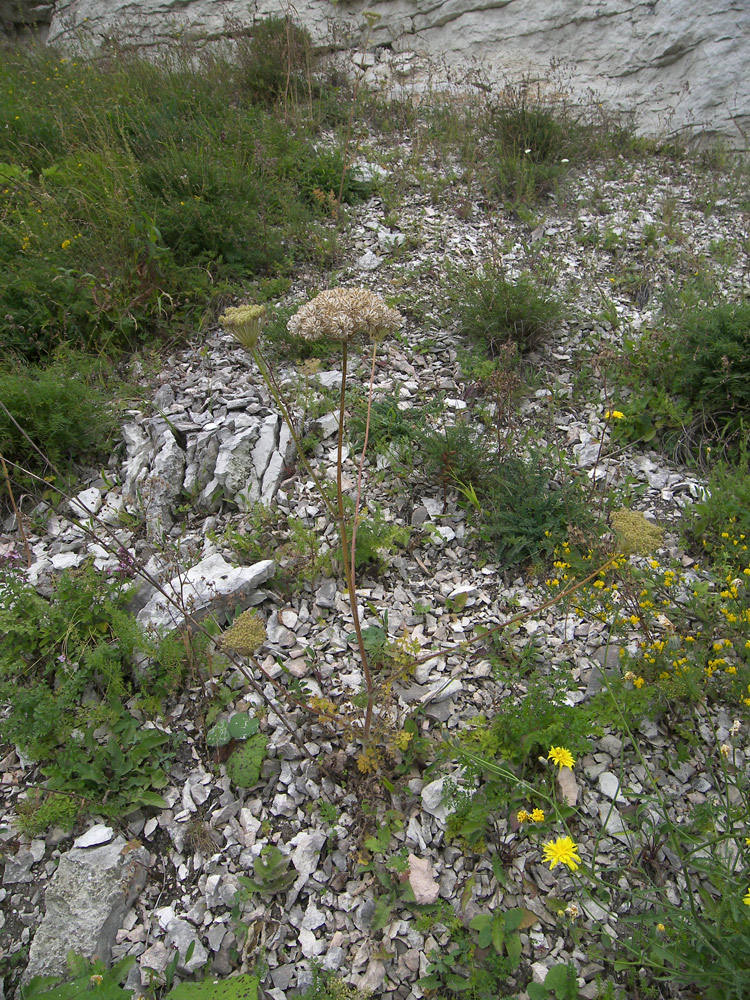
[336,342,374,737]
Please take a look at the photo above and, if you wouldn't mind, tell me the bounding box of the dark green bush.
[486,86,641,205]
[475,457,593,568]
[0,358,118,479]
[236,15,313,103]
[0,37,345,364]
[457,267,564,352]
[668,301,750,413]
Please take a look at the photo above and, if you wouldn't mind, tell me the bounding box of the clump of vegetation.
[0,354,119,484]
[485,84,641,205]
[0,22,355,366]
[681,457,750,572]
[668,300,750,414]
[456,266,564,352]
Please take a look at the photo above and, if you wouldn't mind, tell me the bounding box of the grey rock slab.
[73,824,114,848]
[68,486,103,520]
[146,433,186,536]
[598,771,626,802]
[166,917,208,973]
[24,837,149,981]
[136,553,275,631]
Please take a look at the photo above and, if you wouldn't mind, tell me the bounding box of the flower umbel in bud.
[220,610,267,655]
[220,304,267,351]
[287,287,403,344]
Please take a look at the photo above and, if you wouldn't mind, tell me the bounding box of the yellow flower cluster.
[219,610,267,655]
[517,807,545,823]
[610,508,664,556]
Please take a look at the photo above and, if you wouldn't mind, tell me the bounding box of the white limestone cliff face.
[3,0,748,144]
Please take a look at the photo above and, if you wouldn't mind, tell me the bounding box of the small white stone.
[73,824,114,849]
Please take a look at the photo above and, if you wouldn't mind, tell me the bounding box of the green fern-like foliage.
[0,359,118,484]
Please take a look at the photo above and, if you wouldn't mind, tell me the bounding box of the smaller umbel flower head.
[220,304,267,350]
[220,610,267,656]
[287,287,403,344]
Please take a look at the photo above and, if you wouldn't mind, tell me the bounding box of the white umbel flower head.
[287,287,403,344]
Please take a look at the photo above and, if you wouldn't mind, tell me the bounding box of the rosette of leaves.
[236,845,296,897]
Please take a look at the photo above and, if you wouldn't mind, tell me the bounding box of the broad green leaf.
[371,896,393,932]
[504,906,524,932]
[166,974,260,1000]
[527,984,550,1000]
[228,713,259,739]
[505,931,522,968]
[544,963,573,991]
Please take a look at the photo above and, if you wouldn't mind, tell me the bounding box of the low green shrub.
[667,300,750,414]
[485,86,641,205]
[0,35,351,364]
[0,561,142,758]
[0,356,118,482]
[235,15,313,104]
[681,458,750,574]
[457,266,564,352]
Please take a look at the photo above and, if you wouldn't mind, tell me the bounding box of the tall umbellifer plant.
[221,289,403,737]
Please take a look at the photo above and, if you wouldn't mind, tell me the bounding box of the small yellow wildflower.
[542,836,582,871]
[530,808,545,822]
[720,743,731,758]
[61,239,71,249]
[657,923,666,932]
[744,888,750,907]
[565,902,580,919]
[517,809,531,823]
[548,746,575,769]
[90,976,104,986]
[633,676,645,689]
[604,410,625,420]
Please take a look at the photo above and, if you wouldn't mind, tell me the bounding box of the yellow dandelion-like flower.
[657,922,666,932]
[517,809,531,823]
[531,808,545,822]
[61,239,71,249]
[542,836,581,871]
[604,410,625,420]
[220,610,267,655]
[548,746,575,769]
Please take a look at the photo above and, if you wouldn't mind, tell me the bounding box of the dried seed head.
[220,304,267,350]
[220,610,267,655]
[287,287,403,344]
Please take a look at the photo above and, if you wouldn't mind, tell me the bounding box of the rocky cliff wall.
[2,0,748,145]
